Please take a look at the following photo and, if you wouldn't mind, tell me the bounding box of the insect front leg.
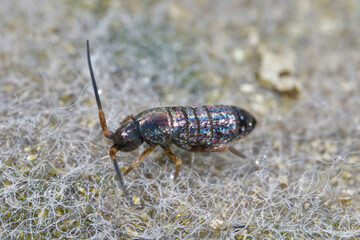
[124,145,156,176]
[163,147,182,180]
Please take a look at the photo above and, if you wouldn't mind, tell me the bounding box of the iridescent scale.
[166,105,239,148]
[205,105,237,144]
[87,40,257,197]
[135,105,254,150]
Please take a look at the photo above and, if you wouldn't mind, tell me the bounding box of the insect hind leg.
[163,147,182,180]
[228,146,246,158]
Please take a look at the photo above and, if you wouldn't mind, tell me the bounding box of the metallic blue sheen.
[114,105,257,152]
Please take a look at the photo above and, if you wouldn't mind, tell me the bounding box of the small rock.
[257,47,301,99]
[209,218,226,230]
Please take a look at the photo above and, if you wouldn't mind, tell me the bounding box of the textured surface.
[1,0,360,239]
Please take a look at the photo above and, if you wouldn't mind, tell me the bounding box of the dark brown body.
[87,40,256,200]
[134,106,256,151]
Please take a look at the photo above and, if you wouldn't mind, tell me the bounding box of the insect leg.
[228,146,246,158]
[109,145,128,197]
[163,147,182,180]
[124,145,156,176]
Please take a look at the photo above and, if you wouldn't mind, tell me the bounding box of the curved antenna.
[88,41,130,201]
[110,146,130,201]
[87,40,114,139]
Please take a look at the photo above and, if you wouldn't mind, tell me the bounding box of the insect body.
[86,41,256,197]
[136,106,256,153]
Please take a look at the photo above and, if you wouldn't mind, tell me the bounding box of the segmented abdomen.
[166,105,242,148]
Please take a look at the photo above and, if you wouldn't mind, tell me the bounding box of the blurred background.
[1,0,359,239]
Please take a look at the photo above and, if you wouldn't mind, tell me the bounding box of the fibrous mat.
[1,1,360,239]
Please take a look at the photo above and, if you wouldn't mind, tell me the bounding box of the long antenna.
[87,40,103,110]
[87,40,113,139]
[87,40,130,201]
[112,154,129,200]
